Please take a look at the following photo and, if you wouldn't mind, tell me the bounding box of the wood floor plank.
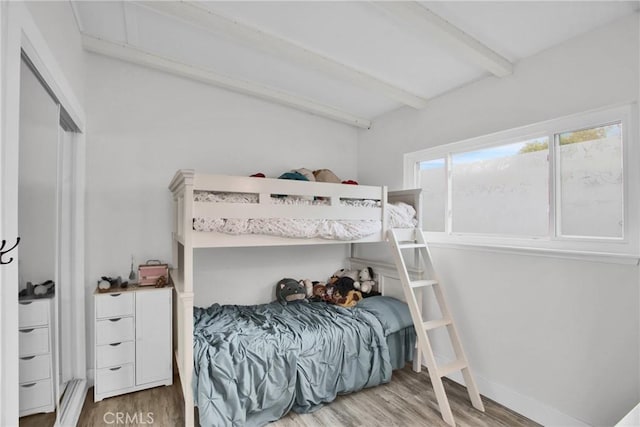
[75,366,541,427]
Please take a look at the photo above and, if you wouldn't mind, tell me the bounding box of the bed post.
[169,170,196,427]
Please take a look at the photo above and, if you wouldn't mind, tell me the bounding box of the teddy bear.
[276,278,309,305]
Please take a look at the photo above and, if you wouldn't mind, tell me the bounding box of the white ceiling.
[72,1,639,128]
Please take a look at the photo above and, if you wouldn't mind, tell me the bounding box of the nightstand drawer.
[19,300,49,328]
[96,293,134,319]
[19,379,53,412]
[19,327,49,356]
[96,341,135,369]
[96,317,134,345]
[95,364,134,395]
[19,354,50,383]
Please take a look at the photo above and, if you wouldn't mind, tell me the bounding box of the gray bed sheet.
[193,297,415,427]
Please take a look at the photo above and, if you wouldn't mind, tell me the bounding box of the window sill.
[425,239,639,265]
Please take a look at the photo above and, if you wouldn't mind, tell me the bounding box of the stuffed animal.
[301,278,314,298]
[276,278,309,305]
[334,276,357,296]
[354,267,376,294]
[311,281,332,301]
[328,268,359,284]
[293,168,315,181]
[313,169,341,183]
[335,290,362,308]
[278,171,309,181]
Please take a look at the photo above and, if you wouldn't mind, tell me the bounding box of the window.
[404,105,638,261]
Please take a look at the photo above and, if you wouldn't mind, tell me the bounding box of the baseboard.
[429,354,590,427]
[57,379,88,427]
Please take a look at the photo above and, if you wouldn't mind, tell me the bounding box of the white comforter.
[193,192,417,240]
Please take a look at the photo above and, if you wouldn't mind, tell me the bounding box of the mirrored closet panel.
[18,54,85,427]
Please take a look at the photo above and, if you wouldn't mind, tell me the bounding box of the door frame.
[1,3,86,425]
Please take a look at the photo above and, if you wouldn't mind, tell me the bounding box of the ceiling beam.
[371,2,513,78]
[137,1,429,109]
[81,35,372,129]
[122,2,140,45]
[69,1,85,34]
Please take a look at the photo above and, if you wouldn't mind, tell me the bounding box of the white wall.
[25,1,85,106]
[358,14,640,427]
[84,53,358,371]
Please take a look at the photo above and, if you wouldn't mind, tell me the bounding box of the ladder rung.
[438,360,467,378]
[423,318,452,331]
[398,243,427,249]
[410,280,437,288]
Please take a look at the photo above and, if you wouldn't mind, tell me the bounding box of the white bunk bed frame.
[168,169,422,427]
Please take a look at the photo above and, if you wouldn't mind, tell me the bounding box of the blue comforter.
[193,300,394,427]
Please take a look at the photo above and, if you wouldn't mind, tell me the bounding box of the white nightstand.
[94,286,172,401]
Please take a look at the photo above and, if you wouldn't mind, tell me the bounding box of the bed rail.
[169,169,392,248]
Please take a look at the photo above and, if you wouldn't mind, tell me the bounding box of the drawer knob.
[20,356,36,360]
[19,301,33,305]
[19,328,35,333]
[109,342,122,347]
[108,318,121,322]
[109,367,122,371]
[21,383,37,388]
[110,293,121,297]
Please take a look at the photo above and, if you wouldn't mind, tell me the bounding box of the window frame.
[404,104,639,264]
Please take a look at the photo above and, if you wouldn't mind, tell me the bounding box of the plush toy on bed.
[276,278,309,305]
[328,268,359,284]
[313,169,341,183]
[354,267,376,294]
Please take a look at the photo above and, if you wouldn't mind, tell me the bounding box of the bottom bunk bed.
[192,296,416,427]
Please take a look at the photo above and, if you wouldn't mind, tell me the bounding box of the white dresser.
[94,286,172,401]
[18,297,55,417]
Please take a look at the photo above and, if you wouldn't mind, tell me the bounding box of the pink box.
[138,261,168,286]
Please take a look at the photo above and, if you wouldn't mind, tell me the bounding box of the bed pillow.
[357,296,413,335]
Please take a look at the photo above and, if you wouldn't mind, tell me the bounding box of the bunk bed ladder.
[387,228,485,426]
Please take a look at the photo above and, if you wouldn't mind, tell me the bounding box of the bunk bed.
[168,169,423,427]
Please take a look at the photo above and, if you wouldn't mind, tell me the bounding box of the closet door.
[135,289,172,385]
[18,57,59,421]
[18,59,59,287]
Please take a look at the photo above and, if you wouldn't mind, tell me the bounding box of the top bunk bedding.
[192,191,417,240]
[169,170,422,247]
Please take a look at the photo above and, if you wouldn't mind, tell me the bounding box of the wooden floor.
[19,411,56,427]
[70,365,539,427]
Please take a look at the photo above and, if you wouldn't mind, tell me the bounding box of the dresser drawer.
[19,327,49,356]
[96,317,134,346]
[19,354,50,383]
[95,364,134,395]
[19,379,52,412]
[19,300,49,328]
[96,341,135,369]
[96,293,134,319]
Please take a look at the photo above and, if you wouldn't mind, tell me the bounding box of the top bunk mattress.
[192,191,418,240]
